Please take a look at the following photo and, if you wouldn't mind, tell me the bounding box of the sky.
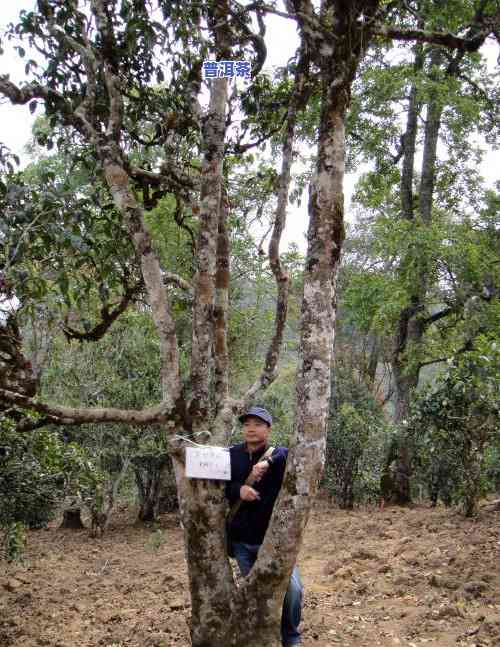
[0,1,498,254]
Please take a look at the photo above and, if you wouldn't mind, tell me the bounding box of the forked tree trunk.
[170,7,373,644]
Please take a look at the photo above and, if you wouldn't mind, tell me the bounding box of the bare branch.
[227,3,267,76]
[373,10,500,52]
[173,197,197,252]
[46,18,99,139]
[189,2,232,426]
[129,163,199,193]
[239,2,295,21]
[418,356,448,369]
[422,305,458,328]
[103,162,183,406]
[14,414,71,432]
[287,0,321,34]
[401,30,424,221]
[189,73,229,424]
[0,77,76,126]
[419,48,444,225]
[91,0,123,141]
[61,280,142,342]
[243,46,310,404]
[0,387,173,426]
[231,116,287,154]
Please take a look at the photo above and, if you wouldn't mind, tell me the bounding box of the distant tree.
[342,2,499,501]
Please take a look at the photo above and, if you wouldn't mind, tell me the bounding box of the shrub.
[0,418,67,532]
[409,336,499,515]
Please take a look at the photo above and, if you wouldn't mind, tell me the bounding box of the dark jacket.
[225,443,288,545]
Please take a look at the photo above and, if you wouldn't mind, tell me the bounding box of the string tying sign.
[185,446,231,480]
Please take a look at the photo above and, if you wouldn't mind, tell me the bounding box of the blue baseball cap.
[239,406,272,426]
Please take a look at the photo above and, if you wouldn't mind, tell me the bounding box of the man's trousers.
[232,541,303,647]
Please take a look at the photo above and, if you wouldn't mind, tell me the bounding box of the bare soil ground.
[1,503,499,647]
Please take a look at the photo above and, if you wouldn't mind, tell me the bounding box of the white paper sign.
[185,446,231,481]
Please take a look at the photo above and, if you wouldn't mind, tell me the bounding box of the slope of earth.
[1,503,499,647]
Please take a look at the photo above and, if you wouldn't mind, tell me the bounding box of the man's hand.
[240,485,260,501]
[251,460,270,483]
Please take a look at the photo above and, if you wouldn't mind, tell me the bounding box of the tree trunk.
[138,496,156,522]
[390,48,446,504]
[171,44,359,647]
[60,506,84,529]
[134,455,169,522]
[157,458,178,513]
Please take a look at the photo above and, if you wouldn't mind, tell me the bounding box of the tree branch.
[163,272,194,295]
[227,3,267,76]
[373,10,500,52]
[0,388,173,426]
[46,18,99,139]
[62,280,142,342]
[189,6,231,426]
[103,162,183,407]
[243,45,310,404]
[418,356,448,369]
[400,30,424,220]
[422,305,457,328]
[0,77,77,127]
[238,2,295,22]
[129,163,198,193]
[91,0,123,142]
[231,116,287,155]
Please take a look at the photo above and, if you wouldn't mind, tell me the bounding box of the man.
[225,406,303,647]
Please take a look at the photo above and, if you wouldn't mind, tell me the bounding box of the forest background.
[0,1,499,646]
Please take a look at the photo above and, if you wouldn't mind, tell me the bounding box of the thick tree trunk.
[0,315,38,402]
[138,497,156,522]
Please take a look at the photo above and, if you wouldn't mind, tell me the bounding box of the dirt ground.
[1,502,499,647]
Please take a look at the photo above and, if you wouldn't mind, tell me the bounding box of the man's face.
[242,416,270,447]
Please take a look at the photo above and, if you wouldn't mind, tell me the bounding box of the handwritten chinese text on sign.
[185,446,231,480]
